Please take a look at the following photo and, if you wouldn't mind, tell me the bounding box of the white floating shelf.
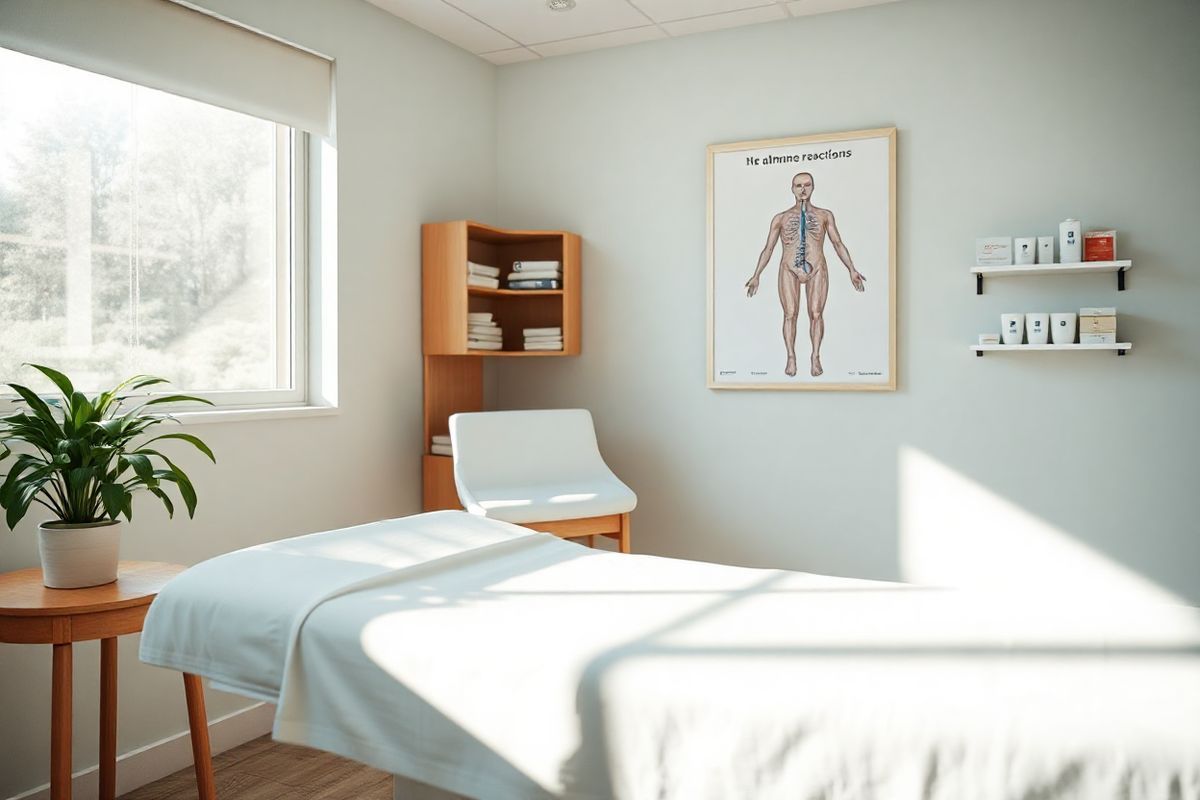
[972,343,1132,356]
[971,260,1132,293]
[970,260,1131,277]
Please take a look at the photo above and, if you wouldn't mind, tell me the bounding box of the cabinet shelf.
[465,349,569,357]
[468,286,563,297]
[971,260,1131,294]
[972,343,1131,356]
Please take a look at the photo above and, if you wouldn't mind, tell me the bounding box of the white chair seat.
[449,409,637,525]
[459,476,636,524]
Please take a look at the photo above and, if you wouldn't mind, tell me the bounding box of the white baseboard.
[7,701,274,800]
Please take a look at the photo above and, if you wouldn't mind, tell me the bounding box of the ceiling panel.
[367,0,517,54]
[370,0,905,63]
[480,47,541,65]
[663,5,787,36]
[630,0,774,24]
[787,0,900,17]
[449,0,650,45]
[530,25,666,58]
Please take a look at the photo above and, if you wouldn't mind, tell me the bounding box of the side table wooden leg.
[51,642,72,800]
[99,638,118,800]
[183,673,216,800]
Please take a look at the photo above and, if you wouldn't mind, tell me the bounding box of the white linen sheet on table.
[141,511,1200,800]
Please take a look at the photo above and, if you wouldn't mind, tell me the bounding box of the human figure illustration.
[744,172,866,377]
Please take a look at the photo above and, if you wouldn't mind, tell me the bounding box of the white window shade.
[0,0,332,138]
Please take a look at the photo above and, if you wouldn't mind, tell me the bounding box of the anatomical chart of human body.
[707,128,895,391]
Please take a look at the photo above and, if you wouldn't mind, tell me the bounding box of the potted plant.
[0,364,215,588]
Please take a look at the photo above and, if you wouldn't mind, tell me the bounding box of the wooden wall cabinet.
[422,221,581,511]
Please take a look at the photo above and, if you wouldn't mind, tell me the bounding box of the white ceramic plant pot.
[37,520,122,589]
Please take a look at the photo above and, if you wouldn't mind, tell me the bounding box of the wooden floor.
[120,735,391,799]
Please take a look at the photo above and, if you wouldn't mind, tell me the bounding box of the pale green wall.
[493,0,1200,602]
[0,1,496,796]
[4,0,1199,794]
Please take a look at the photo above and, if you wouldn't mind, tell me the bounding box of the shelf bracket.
[975,274,983,295]
[975,350,983,357]
[1117,268,1126,291]
[1117,348,1127,356]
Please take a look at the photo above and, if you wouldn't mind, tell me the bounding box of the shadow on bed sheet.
[337,543,1199,800]
[559,570,1200,800]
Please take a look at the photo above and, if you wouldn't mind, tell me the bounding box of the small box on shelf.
[975,237,1012,266]
[1080,307,1117,343]
[1084,230,1116,262]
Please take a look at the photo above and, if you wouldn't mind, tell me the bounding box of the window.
[0,46,305,406]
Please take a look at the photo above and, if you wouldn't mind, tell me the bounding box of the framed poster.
[707,127,896,390]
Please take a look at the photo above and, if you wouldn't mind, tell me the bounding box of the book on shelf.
[513,260,560,272]
[467,274,499,289]
[466,261,500,278]
[507,279,559,290]
[467,340,503,350]
[431,443,453,457]
[523,326,562,336]
[505,270,561,282]
[431,434,451,447]
[524,341,564,351]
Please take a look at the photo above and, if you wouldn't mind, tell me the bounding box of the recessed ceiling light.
[547,0,576,10]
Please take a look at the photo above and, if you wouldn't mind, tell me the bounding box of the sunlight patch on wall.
[899,446,1183,607]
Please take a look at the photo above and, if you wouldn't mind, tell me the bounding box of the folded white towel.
[430,443,453,457]
[467,340,503,351]
[466,262,500,278]
[467,312,493,322]
[508,266,559,275]
[523,327,562,336]
[431,435,451,446]
[523,336,563,345]
[505,270,561,282]
[466,275,499,289]
[524,342,564,351]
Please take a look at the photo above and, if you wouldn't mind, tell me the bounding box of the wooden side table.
[0,561,215,800]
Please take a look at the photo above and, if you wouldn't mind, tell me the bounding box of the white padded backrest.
[450,409,611,489]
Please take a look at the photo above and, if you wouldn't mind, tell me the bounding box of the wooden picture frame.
[707,127,896,391]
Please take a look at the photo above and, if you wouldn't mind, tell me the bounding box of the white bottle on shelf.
[1059,219,1082,263]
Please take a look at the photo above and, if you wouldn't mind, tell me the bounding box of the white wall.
[492,0,1200,605]
[0,1,496,796]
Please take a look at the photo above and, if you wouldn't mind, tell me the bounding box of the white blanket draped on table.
[141,511,1200,800]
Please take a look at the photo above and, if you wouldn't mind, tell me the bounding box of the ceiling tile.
[630,0,772,24]
[786,0,899,17]
[530,25,666,58]
[367,0,518,54]
[480,47,542,65]
[662,5,786,36]
[447,0,651,45]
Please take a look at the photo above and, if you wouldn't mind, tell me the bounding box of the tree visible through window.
[0,47,295,399]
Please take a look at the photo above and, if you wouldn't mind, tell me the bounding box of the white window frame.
[0,119,319,415]
[172,125,310,410]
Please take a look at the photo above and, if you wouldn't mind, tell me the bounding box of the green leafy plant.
[0,364,216,529]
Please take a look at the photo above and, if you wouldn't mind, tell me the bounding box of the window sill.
[171,404,339,426]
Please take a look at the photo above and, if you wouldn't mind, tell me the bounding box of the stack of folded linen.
[506,260,561,290]
[466,261,499,289]
[523,326,563,351]
[430,434,452,457]
[468,312,503,351]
